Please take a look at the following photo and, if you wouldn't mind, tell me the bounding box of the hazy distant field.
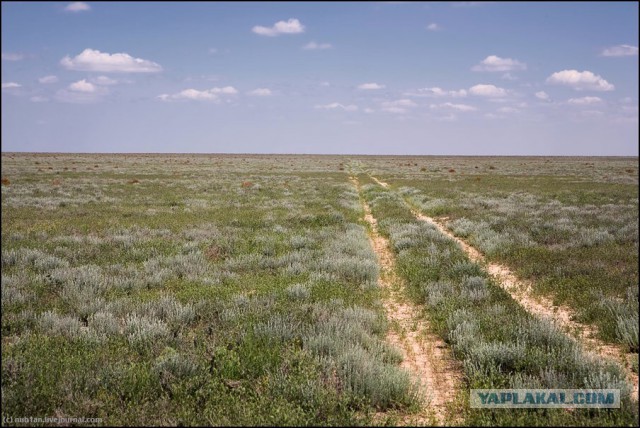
[1,153,638,426]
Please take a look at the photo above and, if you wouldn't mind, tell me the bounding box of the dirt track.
[351,176,463,425]
[368,174,638,403]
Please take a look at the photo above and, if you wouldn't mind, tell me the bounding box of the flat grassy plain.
[364,156,638,352]
[1,153,638,426]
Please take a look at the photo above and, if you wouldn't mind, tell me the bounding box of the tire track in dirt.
[410,209,639,402]
[370,176,389,188]
[350,176,463,426]
[367,175,638,402]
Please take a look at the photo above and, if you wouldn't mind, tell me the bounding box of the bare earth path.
[370,176,389,188]
[350,176,463,426]
[367,174,638,402]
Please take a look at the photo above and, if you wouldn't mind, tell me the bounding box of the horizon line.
[2,151,638,158]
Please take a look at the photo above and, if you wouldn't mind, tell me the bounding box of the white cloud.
[212,86,238,95]
[56,82,109,103]
[91,75,118,85]
[2,82,21,89]
[405,87,467,98]
[426,23,441,31]
[501,72,517,80]
[472,55,526,72]
[208,48,218,55]
[601,44,638,57]
[158,86,238,102]
[38,75,59,84]
[2,52,24,61]
[252,18,305,37]
[382,107,407,114]
[60,48,162,73]
[430,102,476,112]
[364,108,375,113]
[357,82,385,90]
[567,96,603,105]
[546,70,614,91]
[303,41,332,50]
[381,99,417,113]
[30,96,49,103]
[174,89,217,100]
[247,88,272,96]
[535,91,549,100]
[69,79,96,92]
[315,102,358,112]
[383,99,417,107]
[65,2,90,12]
[469,84,508,97]
[497,106,519,113]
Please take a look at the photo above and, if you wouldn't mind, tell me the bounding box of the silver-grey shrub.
[422,281,455,307]
[290,234,313,250]
[459,276,489,302]
[286,283,311,300]
[253,313,302,343]
[124,314,170,349]
[616,312,639,352]
[449,218,476,238]
[514,317,573,351]
[584,369,632,400]
[577,227,614,247]
[449,260,483,279]
[140,296,197,335]
[470,341,527,373]
[38,310,83,339]
[153,347,198,383]
[336,343,416,408]
[1,274,31,307]
[88,311,121,338]
[510,368,571,389]
[33,254,69,273]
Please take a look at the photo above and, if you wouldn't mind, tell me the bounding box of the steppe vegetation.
[1,153,638,426]
[363,157,638,352]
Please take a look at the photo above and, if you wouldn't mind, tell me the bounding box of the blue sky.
[2,1,638,155]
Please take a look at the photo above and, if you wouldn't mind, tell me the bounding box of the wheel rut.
[368,174,639,402]
[350,176,463,426]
